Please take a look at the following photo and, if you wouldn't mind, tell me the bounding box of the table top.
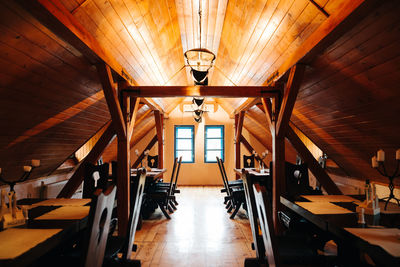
[0,198,91,267]
[131,168,166,179]
[281,195,400,265]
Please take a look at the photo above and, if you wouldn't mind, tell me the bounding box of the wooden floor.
[132,186,255,267]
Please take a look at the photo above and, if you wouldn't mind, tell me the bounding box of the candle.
[23,166,32,172]
[377,149,385,162]
[31,159,40,167]
[371,156,378,168]
[396,149,400,160]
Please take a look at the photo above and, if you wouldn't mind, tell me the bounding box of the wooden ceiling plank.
[276,64,305,138]
[286,125,342,194]
[233,97,260,115]
[124,85,279,97]
[57,121,116,198]
[17,0,137,85]
[97,63,127,140]
[263,0,375,85]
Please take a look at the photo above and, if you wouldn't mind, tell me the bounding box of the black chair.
[251,182,326,267]
[285,162,321,199]
[154,157,181,206]
[217,157,246,219]
[243,154,255,168]
[147,155,158,168]
[105,168,147,266]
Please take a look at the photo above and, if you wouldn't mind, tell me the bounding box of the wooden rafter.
[57,121,116,198]
[124,86,279,98]
[233,97,260,115]
[261,98,274,133]
[97,63,127,140]
[276,65,306,138]
[154,111,163,169]
[286,126,342,195]
[128,97,140,140]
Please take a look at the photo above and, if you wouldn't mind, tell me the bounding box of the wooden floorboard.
[131,186,254,267]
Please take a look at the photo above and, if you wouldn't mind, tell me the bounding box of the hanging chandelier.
[184,0,216,86]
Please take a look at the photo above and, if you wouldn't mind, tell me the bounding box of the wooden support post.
[286,126,342,194]
[132,136,158,168]
[57,121,116,198]
[117,137,130,236]
[154,110,163,169]
[235,112,244,179]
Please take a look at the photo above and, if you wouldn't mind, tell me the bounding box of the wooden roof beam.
[123,86,279,98]
[233,97,261,115]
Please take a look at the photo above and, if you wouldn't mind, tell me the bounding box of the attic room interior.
[0,0,400,266]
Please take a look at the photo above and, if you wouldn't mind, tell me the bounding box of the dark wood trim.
[131,135,158,168]
[276,64,305,138]
[154,110,163,169]
[128,97,140,139]
[117,138,130,236]
[234,114,240,179]
[286,126,342,195]
[123,86,279,98]
[97,63,127,140]
[261,98,274,133]
[57,121,116,198]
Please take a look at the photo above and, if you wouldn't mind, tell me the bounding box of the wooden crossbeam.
[264,0,373,85]
[18,0,136,84]
[128,97,140,140]
[154,111,163,169]
[124,86,279,98]
[131,136,158,168]
[261,98,274,133]
[140,97,165,113]
[97,63,127,140]
[276,65,305,138]
[286,126,342,195]
[57,121,116,198]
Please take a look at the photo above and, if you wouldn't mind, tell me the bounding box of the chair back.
[121,168,147,260]
[285,162,313,197]
[216,157,230,197]
[82,185,116,267]
[253,183,280,267]
[243,155,255,168]
[241,170,266,261]
[169,157,182,197]
[169,157,178,184]
[83,163,110,198]
[147,155,159,168]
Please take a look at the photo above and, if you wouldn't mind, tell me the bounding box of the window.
[174,125,195,163]
[204,125,224,163]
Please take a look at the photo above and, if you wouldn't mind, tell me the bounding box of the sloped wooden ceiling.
[1,0,399,185]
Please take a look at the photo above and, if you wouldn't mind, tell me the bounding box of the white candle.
[23,166,32,172]
[396,149,400,160]
[377,149,385,162]
[31,159,40,167]
[371,156,378,168]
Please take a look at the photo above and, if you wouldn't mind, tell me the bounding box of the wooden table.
[234,168,270,177]
[131,168,166,183]
[281,195,400,266]
[0,198,91,267]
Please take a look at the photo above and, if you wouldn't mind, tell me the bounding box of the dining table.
[280,194,400,266]
[0,198,91,267]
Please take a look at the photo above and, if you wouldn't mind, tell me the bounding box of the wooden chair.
[216,157,246,219]
[251,182,324,267]
[154,157,181,206]
[105,168,147,266]
[147,155,158,168]
[285,162,321,198]
[243,154,255,168]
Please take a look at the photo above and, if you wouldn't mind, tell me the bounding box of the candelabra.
[371,149,400,210]
[0,160,40,192]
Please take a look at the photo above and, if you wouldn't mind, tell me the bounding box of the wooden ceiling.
[1,0,399,185]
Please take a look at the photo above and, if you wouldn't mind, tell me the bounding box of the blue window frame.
[204,125,224,163]
[174,125,195,163]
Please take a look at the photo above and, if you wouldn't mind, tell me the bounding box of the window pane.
[177,128,192,138]
[206,139,222,149]
[177,139,192,150]
[206,127,222,138]
[206,150,222,162]
[176,150,193,162]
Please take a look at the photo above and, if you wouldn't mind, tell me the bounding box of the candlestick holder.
[372,152,400,210]
[0,160,40,192]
